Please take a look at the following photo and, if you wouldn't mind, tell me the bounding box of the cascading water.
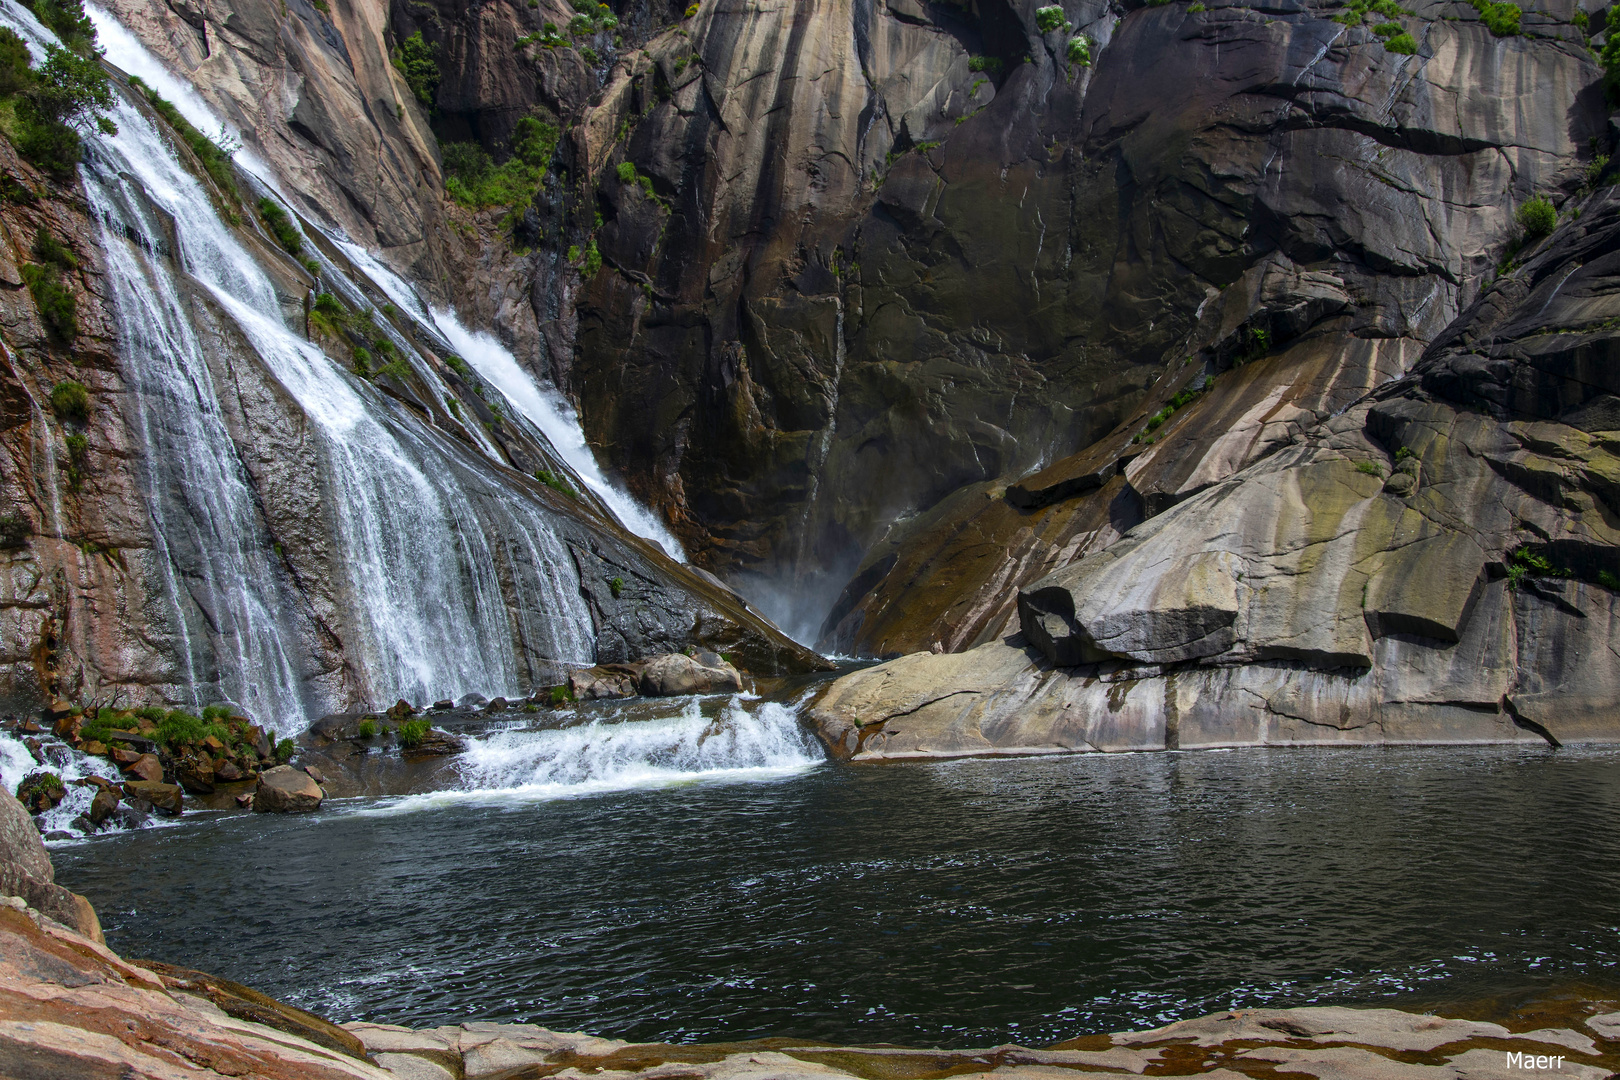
[332,240,687,562]
[0,0,614,716]
[361,695,822,812]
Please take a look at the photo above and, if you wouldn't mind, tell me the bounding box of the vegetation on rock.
[14,770,64,812]
[1035,6,1070,33]
[0,513,31,548]
[1516,195,1556,239]
[535,468,577,497]
[397,718,429,747]
[442,116,557,212]
[0,35,116,179]
[256,197,303,256]
[1469,0,1520,36]
[392,31,439,107]
[1067,36,1091,66]
[48,378,87,421]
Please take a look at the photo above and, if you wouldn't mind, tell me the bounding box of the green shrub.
[442,121,554,210]
[357,718,377,738]
[1516,195,1556,238]
[63,430,86,463]
[1035,5,1069,32]
[19,0,95,54]
[0,514,30,549]
[616,160,637,183]
[1471,0,1520,35]
[1067,36,1091,64]
[275,737,294,762]
[32,230,75,270]
[156,710,206,746]
[24,264,76,341]
[15,770,64,808]
[392,31,440,106]
[566,243,581,263]
[397,718,429,747]
[1,43,117,178]
[549,684,574,706]
[0,30,30,100]
[1372,21,1401,35]
[583,239,602,275]
[609,575,624,598]
[257,197,303,256]
[48,379,88,420]
[968,55,1004,72]
[1354,459,1385,477]
[1384,31,1418,52]
[1599,569,1620,590]
[1604,29,1620,105]
[1187,2,1205,9]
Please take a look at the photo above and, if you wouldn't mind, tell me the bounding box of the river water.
[49,741,1620,1047]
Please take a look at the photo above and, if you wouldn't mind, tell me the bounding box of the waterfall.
[85,4,684,563]
[0,1,619,719]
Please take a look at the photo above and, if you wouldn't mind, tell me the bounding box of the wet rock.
[403,730,466,758]
[639,653,744,697]
[14,772,64,814]
[122,753,164,784]
[87,787,119,828]
[252,765,323,813]
[432,699,454,711]
[50,714,79,741]
[215,760,244,782]
[108,747,139,766]
[569,668,638,700]
[80,740,106,756]
[234,792,252,808]
[485,696,508,712]
[456,693,488,710]
[21,737,40,762]
[387,699,416,720]
[303,765,325,784]
[121,780,183,816]
[174,752,215,795]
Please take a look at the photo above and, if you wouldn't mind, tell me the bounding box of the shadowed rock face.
[807,177,1620,759]
[569,0,1603,620]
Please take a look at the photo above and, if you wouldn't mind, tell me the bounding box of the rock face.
[809,176,1620,758]
[254,764,325,813]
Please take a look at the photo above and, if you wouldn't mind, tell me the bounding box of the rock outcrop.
[0,790,100,940]
[810,163,1620,759]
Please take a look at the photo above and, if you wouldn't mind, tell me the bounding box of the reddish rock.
[109,747,140,766]
[81,740,106,756]
[122,754,164,783]
[215,760,244,782]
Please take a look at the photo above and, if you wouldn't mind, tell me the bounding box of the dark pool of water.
[51,745,1620,1047]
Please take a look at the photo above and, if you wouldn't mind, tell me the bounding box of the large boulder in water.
[252,766,323,813]
[639,653,744,697]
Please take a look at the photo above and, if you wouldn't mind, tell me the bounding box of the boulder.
[303,765,325,784]
[80,740,106,756]
[638,653,745,696]
[215,760,244,782]
[569,669,638,700]
[87,787,119,828]
[108,747,140,766]
[485,696,508,712]
[122,753,165,784]
[386,698,415,719]
[121,780,183,816]
[51,713,80,741]
[14,772,65,814]
[252,766,323,813]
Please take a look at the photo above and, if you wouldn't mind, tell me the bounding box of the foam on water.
[354,698,821,814]
[0,733,152,838]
